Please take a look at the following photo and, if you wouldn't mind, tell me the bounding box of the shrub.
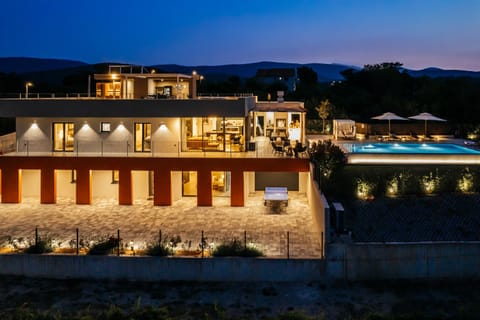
[212,239,263,257]
[24,238,53,254]
[146,243,173,256]
[145,235,181,256]
[87,236,119,255]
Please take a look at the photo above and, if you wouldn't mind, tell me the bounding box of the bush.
[212,239,263,257]
[24,238,53,254]
[146,243,173,256]
[87,236,119,255]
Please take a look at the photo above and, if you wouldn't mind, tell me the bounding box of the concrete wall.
[171,171,182,201]
[0,255,325,282]
[92,170,118,200]
[16,117,181,154]
[21,169,40,198]
[132,170,149,200]
[56,169,75,199]
[307,165,329,255]
[327,242,480,281]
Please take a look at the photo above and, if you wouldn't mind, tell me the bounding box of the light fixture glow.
[31,120,38,129]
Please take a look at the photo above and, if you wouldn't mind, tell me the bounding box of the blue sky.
[1,0,479,70]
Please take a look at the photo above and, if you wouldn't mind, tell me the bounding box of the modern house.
[0,67,310,208]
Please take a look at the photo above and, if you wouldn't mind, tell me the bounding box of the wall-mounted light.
[118,121,125,131]
[82,121,89,130]
[31,120,38,129]
[159,122,167,131]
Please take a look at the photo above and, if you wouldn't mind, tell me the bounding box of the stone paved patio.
[0,192,322,258]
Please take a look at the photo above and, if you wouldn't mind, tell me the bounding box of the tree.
[297,66,318,85]
[316,99,334,133]
[310,140,346,189]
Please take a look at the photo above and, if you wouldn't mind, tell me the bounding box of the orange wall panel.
[230,170,244,207]
[76,169,91,205]
[197,169,212,206]
[154,168,172,206]
[40,168,56,204]
[1,168,21,203]
[118,169,132,205]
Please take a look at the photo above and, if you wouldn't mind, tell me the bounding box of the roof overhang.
[251,101,306,113]
[0,97,256,118]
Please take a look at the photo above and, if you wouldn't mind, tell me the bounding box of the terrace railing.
[9,139,309,159]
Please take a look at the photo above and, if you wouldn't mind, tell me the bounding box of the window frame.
[52,122,75,152]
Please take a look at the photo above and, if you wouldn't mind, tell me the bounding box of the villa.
[0,66,311,207]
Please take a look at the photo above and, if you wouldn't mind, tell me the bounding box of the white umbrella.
[371,112,408,135]
[408,112,446,136]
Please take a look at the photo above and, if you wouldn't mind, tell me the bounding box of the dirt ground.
[1,276,479,319]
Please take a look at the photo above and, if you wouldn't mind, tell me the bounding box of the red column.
[118,169,132,205]
[197,169,212,206]
[154,168,171,206]
[1,168,21,203]
[40,168,56,204]
[76,169,91,205]
[230,170,244,207]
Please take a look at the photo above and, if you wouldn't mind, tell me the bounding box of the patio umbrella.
[371,112,408,135]
[408,112,446,136]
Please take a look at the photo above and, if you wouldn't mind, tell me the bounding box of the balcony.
[2,138,310,159]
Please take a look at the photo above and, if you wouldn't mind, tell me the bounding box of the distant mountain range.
[1,57,480,83]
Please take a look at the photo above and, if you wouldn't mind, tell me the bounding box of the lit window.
[134,123,151,152]
[100,122,111,132]
[53,122,74,152]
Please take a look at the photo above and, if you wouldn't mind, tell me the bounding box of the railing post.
[244,230,247,251]
[76,228,79,255]
[287,231,290,259]
[321,231,324,259]
[201,230,204,259]
[117,229,120,256]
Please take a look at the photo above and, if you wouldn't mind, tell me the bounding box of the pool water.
[348,143,480,155]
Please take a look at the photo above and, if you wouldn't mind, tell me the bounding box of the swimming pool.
[341,143,480,164]
[349,143,480,154]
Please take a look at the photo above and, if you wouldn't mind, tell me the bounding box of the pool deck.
[333,137,480,165]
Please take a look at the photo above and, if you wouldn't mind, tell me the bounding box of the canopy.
[371,112,408,134]
[408,112,446,136]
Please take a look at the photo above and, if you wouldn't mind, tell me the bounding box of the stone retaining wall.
[327,242,480,281]
[0,255,325,282]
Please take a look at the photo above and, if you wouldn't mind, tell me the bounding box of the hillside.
[1,57,480,83]
[0,57,87,74]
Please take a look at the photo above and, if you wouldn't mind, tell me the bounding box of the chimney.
[277,91,284,103]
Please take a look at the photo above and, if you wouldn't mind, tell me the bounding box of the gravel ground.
[1,276,480,319]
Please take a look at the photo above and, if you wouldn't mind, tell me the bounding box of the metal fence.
[0,227,324,259]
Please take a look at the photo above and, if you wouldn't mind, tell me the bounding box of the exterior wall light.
[31,120,38,129]
[159,123,167,131]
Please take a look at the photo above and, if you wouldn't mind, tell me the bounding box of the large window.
[53,122,74,152]
[182,117,244,152]
[134,123,151,152]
